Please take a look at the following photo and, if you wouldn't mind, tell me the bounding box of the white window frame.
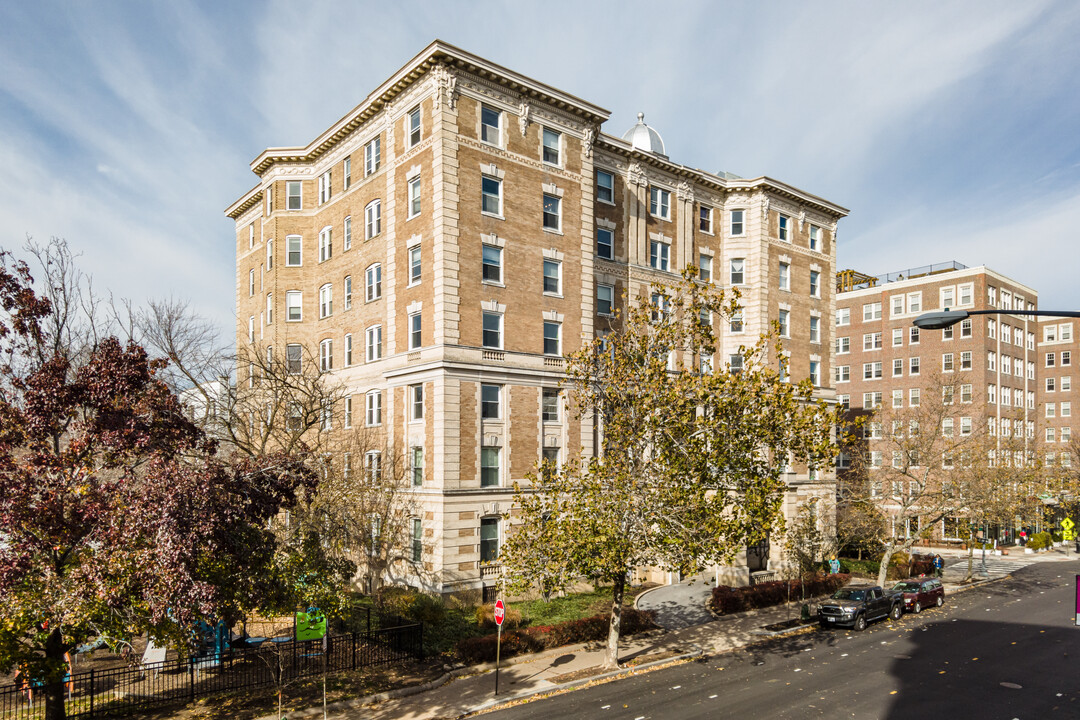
[542,127,561,166]
[729,209,745,236]
[408,176,421,219]
[286,290,302,322]
[366,325,382,363]
[365,263,382,302]
[481,175,503,217]
[365,390,382,426]
[407,106,421,148]
[408,312,422,351]
[596,169,614,204]
[286,235,302,267]
[482,244,503,284]
[482,311,503,349]
[364,136,381,176]
[409,245,422,286]
[543,193,562,232]
[286,180,302,210]
[365,199,382,239]
[649,187,671,221]
[543,259,562,296]
[318,226,332,263]
[319,283,333,319]
[319,338,333,372]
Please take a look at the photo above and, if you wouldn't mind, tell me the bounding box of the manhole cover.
[1000,682,1023,689]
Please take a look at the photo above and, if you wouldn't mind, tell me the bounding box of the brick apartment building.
[833,262,1080,542]
[226,40,848,596]
[1038,316,1076,473]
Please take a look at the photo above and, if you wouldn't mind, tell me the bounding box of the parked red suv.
[892,578,945,613]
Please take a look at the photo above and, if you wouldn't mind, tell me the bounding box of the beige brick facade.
[227,41,848,595]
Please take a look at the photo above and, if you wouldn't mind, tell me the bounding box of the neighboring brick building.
[226,40,848,596]
[1037,316,1076,474]
[836,262,1044,542]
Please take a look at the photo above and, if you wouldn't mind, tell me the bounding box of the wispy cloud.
[1,0,1079,346]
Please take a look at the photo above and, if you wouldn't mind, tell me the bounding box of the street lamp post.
[913,309,1080,330]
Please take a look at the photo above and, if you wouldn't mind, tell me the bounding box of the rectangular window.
[909,388,920,406]
[319,339,333,371]
[910,327,920,344]
[408,106,421,147]
[892,328,903,347]
[481,105,501,145]
[248,316,254,343]
[543,259,562,295]
[778,309,789,338]
[409,245,422,285]
[650,241,670,271]
[730,209,745,236]
[778,262,790,291]
[364,137,381,175]
[809,316,820,343]
[596,170,614,203]
[266,293,273,324]
[480,448,500,487]
[730,312,743,333]
[543,194,561,231]
[778,214,789,241]
[598,284,614,316]
[835,365,850,382]
[961,384,972,403]
[411,518,422,562]
[893,358,903,377]
[543,321,561,355]
[699,206,713,233]
[286,235,302,266]
[542,127,561,165]
[249,269,255,296]
[410,384,424,421]
[286,344,302,375]
[365,390,382,426]
[343,216,352,250]
[319,284,333,318]
[287,181,302,210]
[365,264,382,301]
[365,451,382,484]
[481,384,501,419]
[1047,353,1056,367]
[809,361,820,387]
[730,258,745,285]
[318,170,331,205]
[863,302,882,321]
[942,353,954,372]
[809,270,820,297]
[266,238,273,269]
[344,397,353,428]
[681,247,704,281]
[480,517,499,560]
[286,291,302,321]
[344,334,353,367]
[960,318,971,337]
[649,187,671,220]
[366,325,382,362]
[960,351,971,370]
[408,176,421,218]
[836,308,850,326]
[481,176,502,215]
[482,312,502,348]
[836,337,850,354]
[809,225,820,250]
[482,245,502,283]
[365,200,382,238]
[411,447,424,486]
[318,227,332,262]
[910,357,920,375]
[542,389,560,422]
[343,157,351,190]
[409,312,422,350]
[588,227,611,261]
[1064,351,1072,366]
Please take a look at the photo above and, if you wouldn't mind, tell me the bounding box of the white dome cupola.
[621,112,666,156]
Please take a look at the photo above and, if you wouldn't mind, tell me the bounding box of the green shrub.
[1028,531,1053,550]
[452,607,657,664]
[838,558,880,576]
[710,574,850,615]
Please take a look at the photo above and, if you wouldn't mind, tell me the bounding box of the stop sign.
[494,599,505,626]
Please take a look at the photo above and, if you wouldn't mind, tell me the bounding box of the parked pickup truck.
[818,584,903,631]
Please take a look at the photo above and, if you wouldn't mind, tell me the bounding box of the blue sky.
[2,1,1080,339]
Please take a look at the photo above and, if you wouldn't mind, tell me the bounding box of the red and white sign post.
[494,599,505,696]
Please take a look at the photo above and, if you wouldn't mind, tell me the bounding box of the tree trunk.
[43,628,67,720]
[603,573,625,670]
[876,546,893,588]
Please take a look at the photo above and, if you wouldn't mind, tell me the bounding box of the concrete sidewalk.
[270,555,1044,720]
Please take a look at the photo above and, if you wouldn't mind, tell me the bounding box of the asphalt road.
[485,561,1080,719]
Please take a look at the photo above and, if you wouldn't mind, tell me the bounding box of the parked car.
[892,578,945,613]
[818,584,903,631]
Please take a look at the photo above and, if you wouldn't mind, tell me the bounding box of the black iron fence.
[0,623,422,719]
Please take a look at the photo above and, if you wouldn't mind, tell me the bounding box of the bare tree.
[840,374,1003,586]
